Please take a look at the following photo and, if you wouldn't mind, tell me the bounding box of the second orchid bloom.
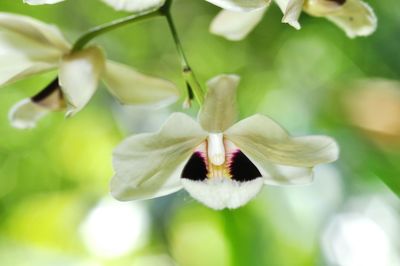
[211,0,377,40]
[111,75,339,209]
[0,13,179,129]
[22,0,377,40]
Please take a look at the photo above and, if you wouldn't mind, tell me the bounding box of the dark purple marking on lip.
[229,151,262,182]
[181,152,207,181]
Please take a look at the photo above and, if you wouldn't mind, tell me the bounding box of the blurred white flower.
[111,74,339,210]
[211,0,377,40]
[0,13,179,129]
[322,195,400,266]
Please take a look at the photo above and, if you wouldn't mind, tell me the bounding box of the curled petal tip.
[8,98,49,129]
[282,18,302,30]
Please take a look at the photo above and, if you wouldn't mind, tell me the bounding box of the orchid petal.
[111,113,208,201]
[275,0,304,29]
[199,74,240,133]
[103,61,179,108]
[101,0,165,12]
[0,16,67,86]
[261,163,314,185]
[59,46,105,116]
[0,12,70,51]
[210,7,268,41]
[225,114,339,169]
[0,31,65,63]
[306,0,377,38]
[206,0,270,12]
[24,0,65,4]
[0,58,56,87]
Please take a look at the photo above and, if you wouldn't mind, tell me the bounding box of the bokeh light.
[80,197,149,259]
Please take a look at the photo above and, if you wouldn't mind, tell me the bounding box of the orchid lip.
[31,78,60,103]
[180,138,264,209]
[31,78,66,111]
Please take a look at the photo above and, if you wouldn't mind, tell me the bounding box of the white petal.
[59,46,105,116]
[24,0,65,4]
[0,31,65,63]
[181,177,264,210]
[210,7,268,41]
[280,0,304,29]
[0,58,56,87]
[275,0,304,29]
[0,12,70,51]
[101,0,165,12]
[206,0,270,12]
[274,0,289,12]
[305,0,377,38]
[261,163,314,185]
[198,74,240,133]
[0,17,67,86]
[103,61,179,108]
[8,98,49,129]
[111,113,208,201]
[225,114,339,167]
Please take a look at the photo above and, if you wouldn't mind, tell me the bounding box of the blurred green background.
[1,0,400,265]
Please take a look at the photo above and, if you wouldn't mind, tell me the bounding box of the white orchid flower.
[111,74,339,210]
[24,0,269,13]
[23,0,166,12]
[211,0,377,40]
[0,13,179,129]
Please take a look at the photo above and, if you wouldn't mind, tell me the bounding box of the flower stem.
[161,1,204,105]
[71,0,204,106]
[72,9,162,52]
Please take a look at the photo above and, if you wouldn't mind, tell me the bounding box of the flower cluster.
[1,0,374,209]
[24,0,377,39]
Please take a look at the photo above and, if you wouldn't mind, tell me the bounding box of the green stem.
[72,9,161,52]
[70,0,204,106]
[161,2,204,105]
